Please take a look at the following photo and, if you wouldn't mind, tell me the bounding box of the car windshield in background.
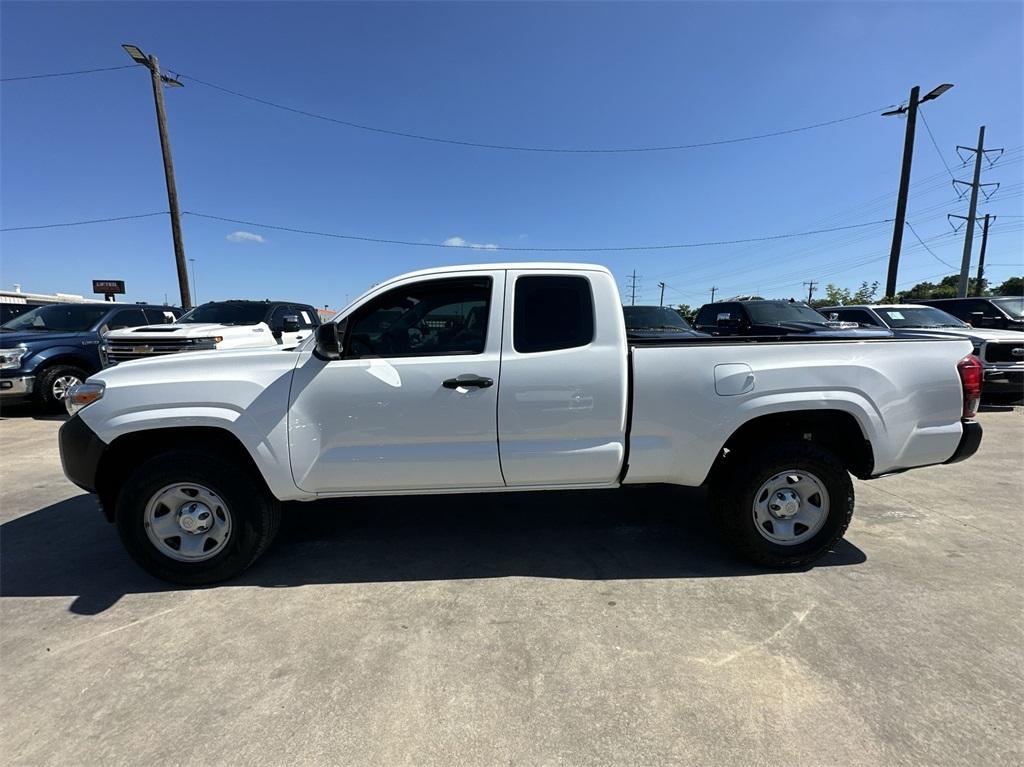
[623,306,691,330]
[0,304,109,332]
[178,302,268,325]
[744,302,828,325]
[877,307,968,328]
[991,297,1024,319]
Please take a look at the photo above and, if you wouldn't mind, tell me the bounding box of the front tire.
[35,364,87,412]
[712,441,854,568]
[115,450,281,585]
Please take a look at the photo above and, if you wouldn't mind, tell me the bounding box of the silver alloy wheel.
[144,483,232,562]
[752,470,830,546]
[51,375,82,401]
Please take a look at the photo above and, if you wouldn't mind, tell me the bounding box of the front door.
[288,271,506,493]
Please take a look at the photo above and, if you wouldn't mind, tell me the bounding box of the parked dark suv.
[693,300,889,338]
[0,303,180,410]
[918,297,1024,332]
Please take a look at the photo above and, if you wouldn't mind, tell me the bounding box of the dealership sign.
[93,280,125,300]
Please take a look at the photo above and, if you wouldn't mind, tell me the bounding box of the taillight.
[956,354,983,419]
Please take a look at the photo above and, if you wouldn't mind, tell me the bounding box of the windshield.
[876,307,968,328]
[623,306,691,330]
[0,304,109,332]
[991,297,1024,319]
[744,302,828,325]
[178,302,268,325]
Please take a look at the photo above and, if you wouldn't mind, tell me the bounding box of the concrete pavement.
[1,406,1021,766]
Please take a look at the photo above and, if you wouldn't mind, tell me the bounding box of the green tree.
[674,304,695,322]
[995,276,1023,295]
[816,280,878,307]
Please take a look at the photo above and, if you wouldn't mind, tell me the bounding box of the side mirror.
[282,315,300,333]
[828,313,839,321]
[314,322,342,360]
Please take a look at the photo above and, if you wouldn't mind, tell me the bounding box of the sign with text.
[92,280,125,295]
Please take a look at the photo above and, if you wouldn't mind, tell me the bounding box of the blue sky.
[1,1,1021,309]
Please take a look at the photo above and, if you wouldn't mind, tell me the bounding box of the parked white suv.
[101,300,320,365]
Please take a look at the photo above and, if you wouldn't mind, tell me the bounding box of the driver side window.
[346,277,492,358]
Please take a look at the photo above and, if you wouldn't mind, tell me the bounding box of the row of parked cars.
[623,296,1024,398]
[1,298,320,410]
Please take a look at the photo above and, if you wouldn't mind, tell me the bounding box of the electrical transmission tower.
[949,126,1003,297]
[627,270,641,305]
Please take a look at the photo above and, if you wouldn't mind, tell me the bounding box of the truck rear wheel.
[115,450,281,585]
[712,441,854,568]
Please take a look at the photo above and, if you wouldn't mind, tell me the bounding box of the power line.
[918,109,956,180]
[181,211,893,252]
[178,72,894,154]
[0,211,167,232]
[905,220,958,269]
[0,64,136,82]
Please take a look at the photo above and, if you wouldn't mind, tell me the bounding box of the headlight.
[65,382,105,416]
[0,345,27,370]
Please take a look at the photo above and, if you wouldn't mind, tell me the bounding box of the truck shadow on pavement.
[1,486,865,615]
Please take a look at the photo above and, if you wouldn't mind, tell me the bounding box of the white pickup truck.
[59,263,984,584]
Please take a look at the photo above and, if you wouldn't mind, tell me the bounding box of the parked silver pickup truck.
[59,263,983,584]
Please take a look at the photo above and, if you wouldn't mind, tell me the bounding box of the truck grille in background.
[984,342,1024,364]
[104,338,215,363]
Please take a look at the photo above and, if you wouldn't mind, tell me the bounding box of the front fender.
[24,344,100,375]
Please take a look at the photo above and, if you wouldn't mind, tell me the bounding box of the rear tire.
[115,450,281,585]
[35,364,87,412]
[711,441,854,568]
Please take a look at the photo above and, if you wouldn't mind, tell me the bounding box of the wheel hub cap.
[178,502,213,534]
[768,488,801,518]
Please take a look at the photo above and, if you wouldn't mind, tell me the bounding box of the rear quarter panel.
[626,337,972,485]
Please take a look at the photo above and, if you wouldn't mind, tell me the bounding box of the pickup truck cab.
[1,302,179,409]
[59,263,983,584]
[822,303,1024,398]
[694,299,885,337]
[101,299,320,366]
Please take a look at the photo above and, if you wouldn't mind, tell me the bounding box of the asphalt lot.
[1,406,1022,766]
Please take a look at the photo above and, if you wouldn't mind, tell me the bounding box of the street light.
[882,83,954,297]
[121,43,192,309]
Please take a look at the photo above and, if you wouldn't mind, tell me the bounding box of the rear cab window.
[512,275,595,353]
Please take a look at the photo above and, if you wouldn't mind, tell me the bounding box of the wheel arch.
[94,426,272,522]
[706,408,875,484]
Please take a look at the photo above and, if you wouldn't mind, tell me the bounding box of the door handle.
[443,374,494,389]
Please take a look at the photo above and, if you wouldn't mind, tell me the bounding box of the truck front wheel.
[115,450,281,584]
[36,364,88,411]
[712,441,854,568]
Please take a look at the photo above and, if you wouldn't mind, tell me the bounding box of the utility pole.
[882,83,954,298]
[710,286,717,302]
[956,126,985,298]
[122,44,192,309]
[658,282,666,307]
[628,271,640,305]
[803,281,818,304]
[975,214,994,296]
[884,86,920,299]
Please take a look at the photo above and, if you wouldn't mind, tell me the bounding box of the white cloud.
[444,235,499,250]
[226,230,266,244]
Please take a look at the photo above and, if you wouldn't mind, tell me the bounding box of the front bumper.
[0,375,34,398]
[58,414,106,493]
[943,420,983,465]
